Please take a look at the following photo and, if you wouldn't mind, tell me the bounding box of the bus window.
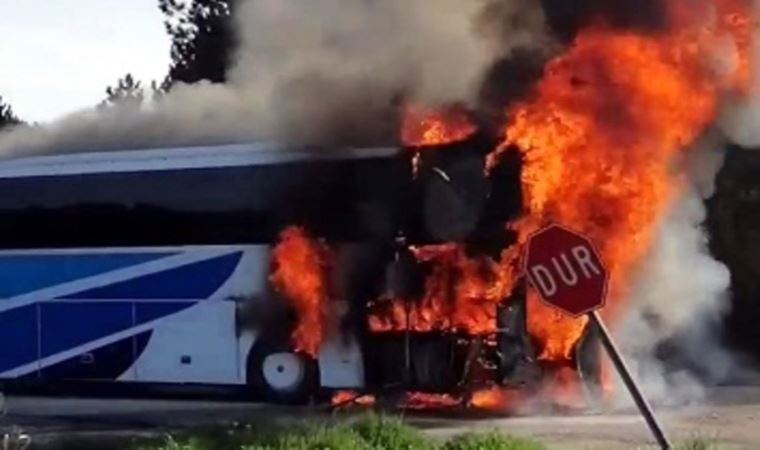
[0,155,412,248]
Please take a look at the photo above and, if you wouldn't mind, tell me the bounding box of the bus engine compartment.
[256,128,603,411]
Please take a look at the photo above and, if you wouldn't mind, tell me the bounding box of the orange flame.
[368,244,518,334]
[331,390,376,407]
[401,392,461,410]
[470,386,524,412]
[269,226,332,357]
[401,104,477,148]
[488,2,754,363]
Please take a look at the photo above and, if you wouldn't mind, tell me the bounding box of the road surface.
[2,387,760,449]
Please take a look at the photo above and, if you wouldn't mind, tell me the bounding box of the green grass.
[441,432,545,450]
[349,414,433,450]
[676,436,721,450]
[131,414,545,450]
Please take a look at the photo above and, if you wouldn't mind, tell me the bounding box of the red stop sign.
[524,224,608,317]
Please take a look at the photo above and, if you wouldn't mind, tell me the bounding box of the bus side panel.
[129,246,270,385]
[317,335,365,389]
[129,301,240,384]
[0,247,262,386]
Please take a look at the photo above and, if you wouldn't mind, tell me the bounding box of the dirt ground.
[2,387,760,449]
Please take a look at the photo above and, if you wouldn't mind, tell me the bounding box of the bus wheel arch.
[246,334,318,405]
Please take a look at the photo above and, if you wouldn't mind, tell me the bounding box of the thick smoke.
[616,158,732,405]
[0,83,261,157]
[541,0,669,40]
[0,0,550,156]
[613,130,752,406]
[220,0,551,145]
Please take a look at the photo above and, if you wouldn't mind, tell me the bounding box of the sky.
[0,0,171,123]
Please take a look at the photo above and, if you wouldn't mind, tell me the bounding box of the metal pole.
[589,311,673,450]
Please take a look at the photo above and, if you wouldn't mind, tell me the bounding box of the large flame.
[469,386,524,411]
[269,0,754,410]
[269,226,333,357]
[488,1,754,363]
[331,390,377,407]
[368,244,518,334]
[401,104,477,148]
[401,392,461,410]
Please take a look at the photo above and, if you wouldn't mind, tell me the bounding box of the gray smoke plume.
[0,0,550,156]
[616,166,733,406]
[0,82,261,157]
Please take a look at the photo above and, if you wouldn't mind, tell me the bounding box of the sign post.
[524,224,673,450]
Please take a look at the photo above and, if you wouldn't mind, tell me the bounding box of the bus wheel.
[246,336,318,405]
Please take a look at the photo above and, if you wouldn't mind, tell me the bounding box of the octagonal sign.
[524,224,608,317]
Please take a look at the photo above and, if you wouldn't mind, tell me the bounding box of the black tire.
[246,335,318,405]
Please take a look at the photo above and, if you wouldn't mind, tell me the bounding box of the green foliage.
[441,432,545,450]
[134,431,253,450]
[130,415,546,450]
[246,426,372,450]
[350,413,432,450]
[102,74,145,108]
[101,74,166,109]
[677,436,721,450]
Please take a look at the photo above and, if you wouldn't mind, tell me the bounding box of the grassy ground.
[131,414,545,450]
[676,437,722,450]
[125,415,724,450]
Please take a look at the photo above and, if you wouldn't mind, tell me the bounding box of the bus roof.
[0,143,400,179]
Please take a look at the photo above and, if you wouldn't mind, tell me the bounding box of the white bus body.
[0,143,401,401]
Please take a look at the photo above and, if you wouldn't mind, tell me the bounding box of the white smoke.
[0,0,549,156]
[613,122,743,408]
[616,170,733,406]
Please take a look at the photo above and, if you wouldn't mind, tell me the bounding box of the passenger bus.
[0,142,598,404]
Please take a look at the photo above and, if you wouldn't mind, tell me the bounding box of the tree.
[0,96,21,129]
[159,0,236,86]
[102,74,145,108]
[101,74,165,109]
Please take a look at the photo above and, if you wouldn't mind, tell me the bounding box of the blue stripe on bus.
[37,302,197,360]
[31,330,153,381]
[0,252,243,376]
[40,302,134,358]
[0,304,39,372]
[1,302,198,375]
[0,253,176,298]
[62,252,243,300]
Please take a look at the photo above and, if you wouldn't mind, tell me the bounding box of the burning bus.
[0,134,600,407]
[0,0,752,413]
